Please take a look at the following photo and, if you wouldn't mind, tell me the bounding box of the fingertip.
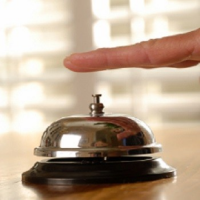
[63,56,93,72]
[63,56,79,72]
[63,56,71,67]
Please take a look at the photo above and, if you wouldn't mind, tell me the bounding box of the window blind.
[92,0,200,127]
[0,0,199,134]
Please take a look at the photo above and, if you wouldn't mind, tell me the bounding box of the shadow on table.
[22,177,177,199]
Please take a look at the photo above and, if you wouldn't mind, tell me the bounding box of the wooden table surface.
[1,125,200,200]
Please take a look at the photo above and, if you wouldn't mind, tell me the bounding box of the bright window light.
[130,0,145,13]
[131,17,145,42]
[19,59,44,76]
[131,17,145,33]
[0,30,6,57]
[0,89,8,107]
[153,17,169,36]
[5,0,42,26]
[12,83,44,106]
[92,0,110,18]
[8,26,32,55]
[0,114,10,134]
[13,110,44,134]
[60,134,81,148]
[93,20,111,47]
[151,0,168,9]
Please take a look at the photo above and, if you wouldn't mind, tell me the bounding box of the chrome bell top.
[34,94,162,158]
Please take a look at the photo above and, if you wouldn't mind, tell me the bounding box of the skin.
[63,28,200,72]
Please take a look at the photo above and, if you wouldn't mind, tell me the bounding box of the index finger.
[63,28,200,72]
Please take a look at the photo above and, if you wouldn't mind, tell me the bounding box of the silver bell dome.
[34,94,162,158]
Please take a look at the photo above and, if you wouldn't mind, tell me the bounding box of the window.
[92,0,200,128]
[0,0,199,134]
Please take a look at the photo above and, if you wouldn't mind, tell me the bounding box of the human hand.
[64,28,200,72]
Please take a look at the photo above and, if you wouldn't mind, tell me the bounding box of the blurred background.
[0,0,199,136]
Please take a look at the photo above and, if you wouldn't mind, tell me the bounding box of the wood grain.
[1,126,200,200]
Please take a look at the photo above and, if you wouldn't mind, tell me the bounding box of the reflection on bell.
[22,94,176,185]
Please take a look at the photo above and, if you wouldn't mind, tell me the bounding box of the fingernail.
[63,57,71,67]
[64,57,83,72]
[63,57,74,68]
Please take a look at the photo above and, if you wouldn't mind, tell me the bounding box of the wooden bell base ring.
[22,156,176,185]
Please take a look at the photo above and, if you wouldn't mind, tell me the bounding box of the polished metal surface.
[89,94,104,116]
[34,95,162,158]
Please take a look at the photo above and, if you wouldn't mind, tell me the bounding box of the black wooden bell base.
[22,156,176,185]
